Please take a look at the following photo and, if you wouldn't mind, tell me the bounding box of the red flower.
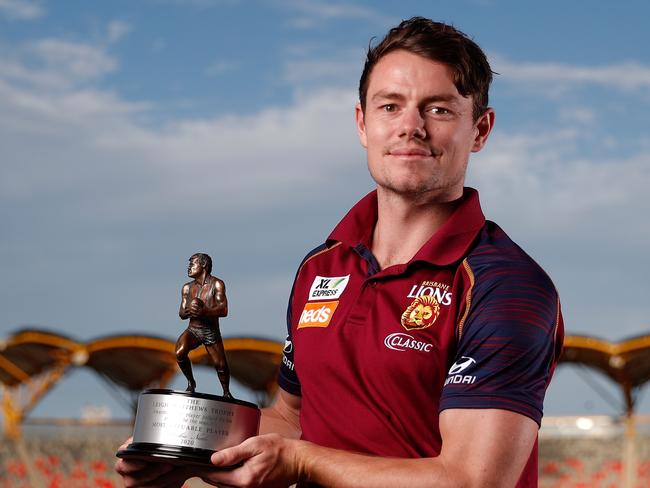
[542,461,559,475]
[563,457,584,471]
[603,460,623,473]
[91,460,108,473]
[47,473,63,488]
[71,464,87,480]
[93,476,115,488]
[7,461,27,478]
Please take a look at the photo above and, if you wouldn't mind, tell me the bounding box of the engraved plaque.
[117,389,260,465]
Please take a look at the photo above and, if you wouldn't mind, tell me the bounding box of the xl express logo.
[308,275,350,300]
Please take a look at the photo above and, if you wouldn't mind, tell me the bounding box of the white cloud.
[279,0,390,28]
[31,39,118,80]
[107,20,132,43]
[0,0,43,20]
[470,129,650,231]
[284,57,359,85]
[0,39,118,90]
[205,59,240,76]
[494,57,650,93]
[0,36,362,215]
[558,107,596,125]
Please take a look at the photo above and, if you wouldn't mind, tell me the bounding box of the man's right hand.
[115,438,192,488]
[189,297,204,317]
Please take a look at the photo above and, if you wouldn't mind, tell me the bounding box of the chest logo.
[407,280,452,305]
[308,275,350,300]
[401,295,440,330]
[297,301,339,329]
[384,333,433,353]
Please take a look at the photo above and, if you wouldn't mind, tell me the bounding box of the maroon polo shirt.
[278,188,564,487]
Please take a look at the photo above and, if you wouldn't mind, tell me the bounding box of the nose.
[400,107,426,139]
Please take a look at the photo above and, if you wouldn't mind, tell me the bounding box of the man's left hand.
[198,434,302,488]
[189,298,204,316]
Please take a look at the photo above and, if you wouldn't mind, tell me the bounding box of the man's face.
[188,257,203,278]
[356,49,494,202]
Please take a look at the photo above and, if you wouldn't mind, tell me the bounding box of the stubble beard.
[370,157,467,204]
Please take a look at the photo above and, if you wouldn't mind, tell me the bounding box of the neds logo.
[298,301,339,329]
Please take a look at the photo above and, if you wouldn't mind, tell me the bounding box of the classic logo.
[297,301,339,329]
[444,356,477,386]
[308,275,350,300]
[400,295,441,330]
[384,332,434,353]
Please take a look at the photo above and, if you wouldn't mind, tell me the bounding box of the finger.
[211,443,255,468]
[127,468,192,488]
[118,436,134,451]
[114,458,148,475]
[197,468,242,487]
[116,460,177,487]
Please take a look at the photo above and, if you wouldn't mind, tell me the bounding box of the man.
[117,17,563,487]
[176,252,231,398]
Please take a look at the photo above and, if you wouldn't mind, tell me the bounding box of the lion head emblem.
[400,295,440,330]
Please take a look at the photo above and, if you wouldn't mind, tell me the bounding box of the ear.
[355,102,368,148]
[471,108,495,153]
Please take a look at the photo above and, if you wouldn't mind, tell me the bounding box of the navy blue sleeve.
[277,300,301,395]
[277,243,328,396]
[440,242,562,426]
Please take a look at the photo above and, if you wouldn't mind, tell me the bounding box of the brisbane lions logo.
[400,295,440,331]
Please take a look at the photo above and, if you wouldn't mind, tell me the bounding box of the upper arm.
[212,279,228,315]
[214,279,227,302]
[437,408,538,487]
[260,389,302,439]
[179,283,191,316]
[441,257,563,426]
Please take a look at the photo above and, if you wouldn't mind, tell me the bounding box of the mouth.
[388,147,434,160]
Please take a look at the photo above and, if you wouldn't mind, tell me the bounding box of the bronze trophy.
[117,253,260,465]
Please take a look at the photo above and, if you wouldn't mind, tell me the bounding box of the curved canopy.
[561,334,650,389]
[0,328,283,395]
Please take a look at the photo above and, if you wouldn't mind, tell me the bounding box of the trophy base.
[116,389,260,466]
[117,442,216,465]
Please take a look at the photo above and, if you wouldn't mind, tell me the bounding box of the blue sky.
[1,0,649,420]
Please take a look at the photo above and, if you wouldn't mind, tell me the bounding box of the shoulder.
[210,276,226,290]
[466,221,556,297]
[181,281,192,291]
[295,241,343,279]
[460,221,560,337]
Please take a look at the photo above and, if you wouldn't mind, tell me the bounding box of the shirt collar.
[328,187,485,267]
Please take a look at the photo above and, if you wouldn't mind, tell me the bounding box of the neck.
[370,187,462,270]
[195,272,209,285]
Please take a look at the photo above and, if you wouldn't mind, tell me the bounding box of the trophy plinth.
[117,389,260,465]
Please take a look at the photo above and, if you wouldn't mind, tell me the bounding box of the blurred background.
[1,0,649,486]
